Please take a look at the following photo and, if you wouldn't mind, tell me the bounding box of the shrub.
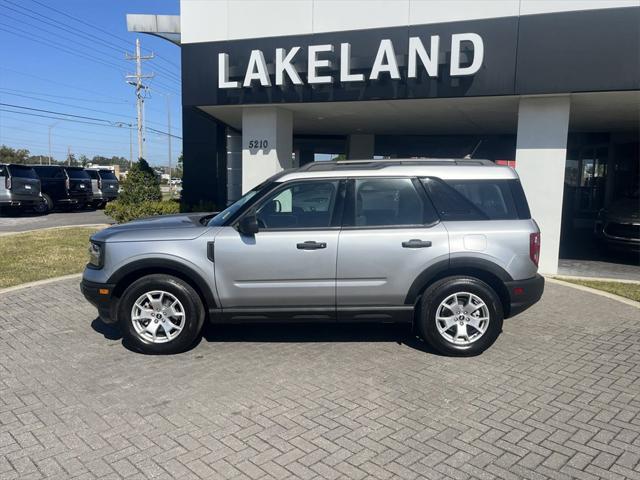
[105,200,180,223]
[119,158,161,204]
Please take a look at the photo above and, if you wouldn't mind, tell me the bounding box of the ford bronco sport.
[81,159,544,356]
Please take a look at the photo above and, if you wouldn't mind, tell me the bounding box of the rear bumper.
[80,279,117,324]
[0,194,42,207]
[504,274,545,318]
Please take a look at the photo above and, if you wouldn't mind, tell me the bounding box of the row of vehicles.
[0,164,119,214]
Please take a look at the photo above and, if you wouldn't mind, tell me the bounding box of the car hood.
[605,198,640,222]
[93,213,216,242]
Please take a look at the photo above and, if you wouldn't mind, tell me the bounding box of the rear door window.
[345,178,438,227]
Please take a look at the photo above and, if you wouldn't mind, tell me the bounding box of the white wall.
[515,96,571,275]
[181,0,639,43]
[241,107,293,193]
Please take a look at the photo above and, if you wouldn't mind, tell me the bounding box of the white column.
[515,95,570,275]
[347,134,375,160]
[242,107,293,193]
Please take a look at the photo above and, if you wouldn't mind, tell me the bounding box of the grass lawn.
[0,227,101,289]
[558,278,640,303]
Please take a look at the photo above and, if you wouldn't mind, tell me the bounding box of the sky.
[0,0,181,167]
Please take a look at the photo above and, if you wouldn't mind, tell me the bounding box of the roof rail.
[299,158,495,171]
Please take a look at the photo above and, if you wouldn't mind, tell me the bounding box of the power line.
[0,103,182,140]
[0,1,182,83]
[0,90,171,128]
[0,26,128,75]
[27,0,182,73]
[0,88,130,105]
[1,67,130,102]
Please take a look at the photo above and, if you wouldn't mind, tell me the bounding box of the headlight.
[88,241,104,268]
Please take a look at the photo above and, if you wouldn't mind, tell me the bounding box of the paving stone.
[1,280,639,478]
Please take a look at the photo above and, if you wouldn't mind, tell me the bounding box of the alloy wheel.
[435,291,490,346]
[131,290,186,343]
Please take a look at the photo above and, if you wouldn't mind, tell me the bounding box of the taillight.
[530,232,540,267]
[5,176,11,190]
[65,177,70,191]
[97,178,102,189]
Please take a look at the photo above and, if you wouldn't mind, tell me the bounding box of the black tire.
[34,194,52,214]
[418,276,503,356]
[118,274,205,354]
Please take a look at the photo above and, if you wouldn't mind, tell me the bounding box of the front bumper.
[504,274,545,318]
[80,279,117,324]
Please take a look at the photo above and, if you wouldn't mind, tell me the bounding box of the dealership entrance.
[128,1,639,275]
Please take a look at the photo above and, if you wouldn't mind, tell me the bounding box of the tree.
[79,154,89,167]
[118,158,161,204]
[175,153,183,179]
[0,145,30,164]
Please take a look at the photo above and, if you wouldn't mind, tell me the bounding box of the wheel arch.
[405,258,513,318]
[108,258,216,313]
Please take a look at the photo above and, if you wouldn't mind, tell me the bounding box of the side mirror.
[238,214,259,236]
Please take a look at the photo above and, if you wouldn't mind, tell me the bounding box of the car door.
[336,177,449,321]
[213,178,344,319]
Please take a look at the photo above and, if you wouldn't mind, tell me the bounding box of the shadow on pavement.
[91,317,440,355]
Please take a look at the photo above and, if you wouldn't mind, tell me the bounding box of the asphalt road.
[1,280,639,479]
[0,209,112,234]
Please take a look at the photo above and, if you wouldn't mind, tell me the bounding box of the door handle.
[402,239,432,248]
[297,241,327,250]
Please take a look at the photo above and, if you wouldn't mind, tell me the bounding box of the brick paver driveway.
[1,279,639,480]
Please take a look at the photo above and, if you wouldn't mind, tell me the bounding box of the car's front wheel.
[118,274,205,354]
[418,276,503,356]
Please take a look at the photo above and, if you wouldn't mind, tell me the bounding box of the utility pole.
[125,38,154,162]
[165,94,173,196]
[67,146,71,166]
[129,125,133,169]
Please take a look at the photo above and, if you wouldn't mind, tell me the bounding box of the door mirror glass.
[238,214,259,236]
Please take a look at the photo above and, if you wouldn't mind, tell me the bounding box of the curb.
[554,274,640,285]
[0,223,110,237]
[545,277,640,309]
[0,273,82,295]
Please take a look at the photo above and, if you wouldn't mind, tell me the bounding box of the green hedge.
[105,200,180,223]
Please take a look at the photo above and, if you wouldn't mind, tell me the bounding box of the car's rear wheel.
[118,274,205,354]
[418,276,503,356]
[34,194,52,214]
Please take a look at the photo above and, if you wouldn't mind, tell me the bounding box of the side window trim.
[342,176,440,230]
[234,178,345,232]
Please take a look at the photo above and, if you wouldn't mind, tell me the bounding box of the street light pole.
[48,121,60,165]
[164,94,173,196]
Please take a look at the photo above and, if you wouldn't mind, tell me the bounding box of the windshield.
[208,188,261,226]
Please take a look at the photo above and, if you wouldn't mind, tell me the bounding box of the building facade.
[132,0,640,274]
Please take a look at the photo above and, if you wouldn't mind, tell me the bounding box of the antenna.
[464,140,483,159]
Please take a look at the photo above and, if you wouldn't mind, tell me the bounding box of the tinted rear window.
[86,170,100,179]
[421,178,530,221]
[99,170,117,180]
[66,168,90,179]
[8,165,38,179]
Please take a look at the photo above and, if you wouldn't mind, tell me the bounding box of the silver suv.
[81,159,544,356]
